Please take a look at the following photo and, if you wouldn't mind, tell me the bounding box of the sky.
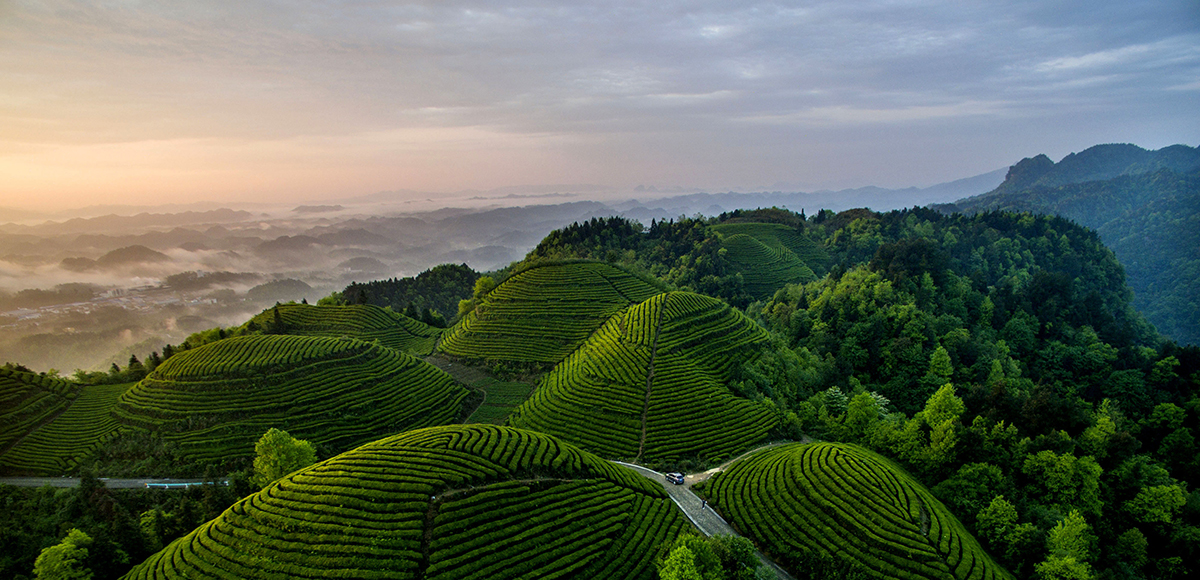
[1,0,1198,211]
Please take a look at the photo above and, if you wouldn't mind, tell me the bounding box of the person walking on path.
[701,499,707,511]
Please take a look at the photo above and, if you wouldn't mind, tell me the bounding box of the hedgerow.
[123,424,685,580]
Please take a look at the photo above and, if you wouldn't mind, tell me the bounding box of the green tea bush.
[123,425,685,580]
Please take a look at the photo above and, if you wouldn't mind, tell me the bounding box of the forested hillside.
[342,263,480,326]
[3,204,1199,580]
[515,206,1200,579]
[524,208,829,309]
[939,143,1200,345]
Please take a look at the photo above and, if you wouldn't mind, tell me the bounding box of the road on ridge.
[611,460,797,580]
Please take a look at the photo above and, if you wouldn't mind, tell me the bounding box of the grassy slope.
[123,424,686,580]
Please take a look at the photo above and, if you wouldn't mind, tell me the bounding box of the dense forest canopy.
[341,262,479,327]
[940,143,1200,346]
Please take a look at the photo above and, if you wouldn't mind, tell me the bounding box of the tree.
[928,346,953,382]
[914,383,965,473]
[659,544,703,580]
[138,509,172,553]
[976,496,1039,574]
[1034,556,1093,580]
[1035,510,1096,580]
[842,393,882,443]
[250,428,317,489]
[1077,400,1117,460]
[931,463,1006,527]
[316,291,345,306]
[33,528,93,580]
[976,495,1019,549]
[919,382,965,427]
[822,387,848,417]
[473,276,496,299]
[1021,450,1103,516]
[1124,484,1187,525]
[709,535,762,580]
[1109,528,1148,574]
[1046,510,1095,562]
[659,536,725,580]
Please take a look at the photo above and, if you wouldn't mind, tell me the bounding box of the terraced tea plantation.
[702,442,1013,580]
[246,303,442,354]
[510,291,777,462]
[114,335,470,465]
[0,382,132,474]
[711,222,825,298]
[0,367,78,456]
[123,424,686,580]
[439,261,661,364]
[465,379,537,424]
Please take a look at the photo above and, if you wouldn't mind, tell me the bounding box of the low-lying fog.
[0,173,1003,373]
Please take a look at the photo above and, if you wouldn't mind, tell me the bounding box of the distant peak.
[1001,154,1055,190]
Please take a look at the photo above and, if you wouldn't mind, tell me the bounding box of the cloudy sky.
[2,0,1197,210]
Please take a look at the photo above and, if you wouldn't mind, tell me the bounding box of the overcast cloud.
[1,0,1197,209]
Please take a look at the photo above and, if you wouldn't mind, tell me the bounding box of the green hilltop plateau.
[0,368,132,474]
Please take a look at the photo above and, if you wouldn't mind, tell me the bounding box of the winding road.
[612,458,797,580]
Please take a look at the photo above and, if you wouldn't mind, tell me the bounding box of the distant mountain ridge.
[937,143,1200,346]
[995,143,1200,193]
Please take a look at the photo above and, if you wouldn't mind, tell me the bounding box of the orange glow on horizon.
[0,127,585,211]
